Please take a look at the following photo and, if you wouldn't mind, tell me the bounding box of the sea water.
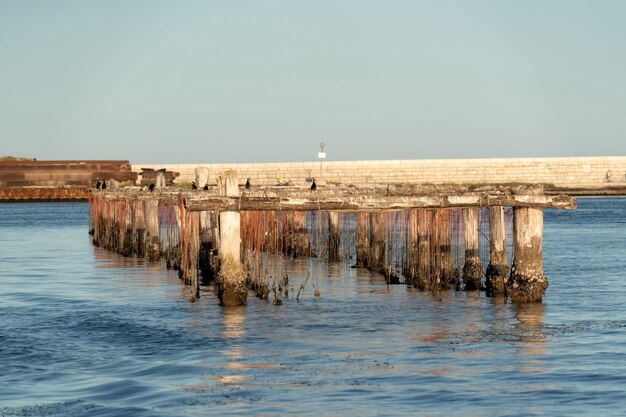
[1,199,625,416]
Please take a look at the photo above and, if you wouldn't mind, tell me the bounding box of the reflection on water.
[219,307,247,386]
[515,303,547,357]
[221,306,246,340]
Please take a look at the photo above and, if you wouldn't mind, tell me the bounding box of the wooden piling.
[179,202,200,299]
[263,211,279,253]
[135,200,146,258]
[101,199,111,249]
[415,209,432,290]
[145,199,161,261]
[509,186,547,303]
[435,208,456,288]
[462,207,483,290]
[122,199,135,257]
[353,212,369,268]
[328,211,340,261]
[116,201,127,255]
[91,196,101,246]
[199,210,217,281]
[217,170,247,306]
[111,200,119,251]
[368,212,386,273]
[166,204,183,270]
[280,212,309,257]
[292,212,310,257]
[280,212,293,256]
[485,206,509,295]
[405,209,419,285]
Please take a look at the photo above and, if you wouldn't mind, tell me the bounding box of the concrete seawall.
[133,156,626,188]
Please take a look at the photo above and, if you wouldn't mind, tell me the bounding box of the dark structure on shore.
[0,160,137,201]
[0,160,136,188]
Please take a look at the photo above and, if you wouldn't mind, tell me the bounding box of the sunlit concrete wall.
[133,156,626,187]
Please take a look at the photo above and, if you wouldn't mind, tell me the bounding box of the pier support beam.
[122,199,135,257]
[179,207,200,299]
[405,210,418,285]
[135,200,146,258]
[485,206,509,295]
[116,200,132,256]
[102,200,113,250]
[368,212,386,273]
[145,200,160,261]
[281,212,310,257]
[436,209,456,288]
[292,212,310,257]
[328,211,340,261]
[415,209,432,290]
[353,212,369,268]
[217,170,247,306]
[509,187,547,303]
[462,207,483,290]
[166,204,183,270]
[92,197,102,246]
[198,211,217,281]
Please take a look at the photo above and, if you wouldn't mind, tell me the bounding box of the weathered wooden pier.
[89,170,575,305]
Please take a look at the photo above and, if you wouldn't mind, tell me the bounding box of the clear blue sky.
[1,1,624,163]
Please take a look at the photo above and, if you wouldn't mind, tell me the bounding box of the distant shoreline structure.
[134,156,626,190]
[2,156,626,201]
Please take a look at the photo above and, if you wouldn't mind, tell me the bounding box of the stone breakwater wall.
[133,156,626,187]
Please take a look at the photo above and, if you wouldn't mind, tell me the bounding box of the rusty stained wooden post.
[179,205,200,299]
[485,206,509,295]
[116,200,127,255]
[166,203,183,270]
[292,211,310,257]
[405,209,418,285]
[122,199,136,257]
[281,212,293,256]
[101,199,112,250]
[217,170,247,306]
[103,199,117,251]
[462,207,483,290]
[199,210,217,281]
[368,212,386,273]
[91,195,102,246]
[435,208,456,288]
[111,200,120,252]
[189,211,200,298]
[145,199,161,261]
[135,199,146,258]
[415,209,432,290]
[113,200,122,252]
[211,210,221,255]
[509,186,547,303]
[280,212,310,257]
[261,211,279,254]
[353,212,369,268]
[328,211,340,261]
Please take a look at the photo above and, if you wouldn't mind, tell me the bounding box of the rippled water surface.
[1,200,626,416]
